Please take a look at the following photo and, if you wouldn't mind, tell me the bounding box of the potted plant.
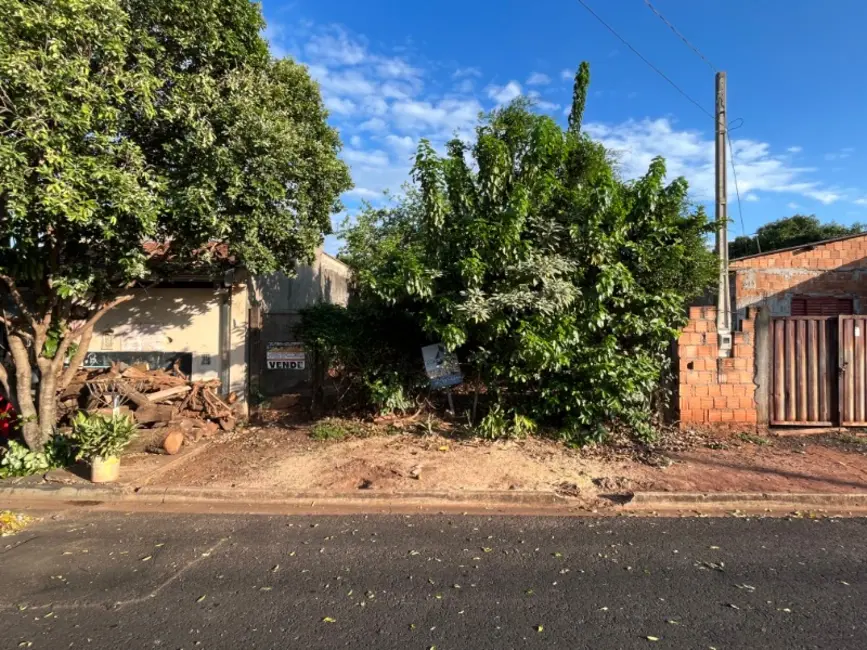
[71,412,137,483]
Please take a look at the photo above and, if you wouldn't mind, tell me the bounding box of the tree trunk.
[36,366,59,445]
[58,322,94,391]
[7,334,40,450]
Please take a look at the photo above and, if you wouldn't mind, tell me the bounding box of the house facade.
[679,232,867,429]
[84,248,350,416]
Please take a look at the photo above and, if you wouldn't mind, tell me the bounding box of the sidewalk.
[4,418,867,515]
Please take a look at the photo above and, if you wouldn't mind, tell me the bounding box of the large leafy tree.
[729,214,863,259]
[0,0,351,449]
[341,64,716,441]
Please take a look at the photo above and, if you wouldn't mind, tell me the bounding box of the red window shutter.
[791,296,854,316]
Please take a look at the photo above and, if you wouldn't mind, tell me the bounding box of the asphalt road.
[1,511,866,649]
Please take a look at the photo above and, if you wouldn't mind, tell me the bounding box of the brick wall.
[678,306,757,428]
[731,233,867,317]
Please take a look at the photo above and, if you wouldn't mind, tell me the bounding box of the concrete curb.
[0,483,576,511]
[134,486,572,507]
[628,491,867,509]
[6,483,867,513]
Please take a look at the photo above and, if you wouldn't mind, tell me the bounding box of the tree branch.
[0,274,36,328]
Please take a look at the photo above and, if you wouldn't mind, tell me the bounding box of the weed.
[310,420,351,441]
[738,432,773,446]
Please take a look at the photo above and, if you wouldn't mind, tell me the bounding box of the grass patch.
[0,511,35,536]
[738,432,773,446]
[309,418,373,441]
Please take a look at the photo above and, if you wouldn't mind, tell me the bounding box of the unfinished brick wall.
[678,306,757,428]
[732,233,867,317]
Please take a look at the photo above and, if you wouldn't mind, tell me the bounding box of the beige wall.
[89,285,249,411]
[255,248,350,313]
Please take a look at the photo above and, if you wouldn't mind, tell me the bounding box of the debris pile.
[60,362,237,454]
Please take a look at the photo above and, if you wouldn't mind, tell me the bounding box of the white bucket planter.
[90,456,120,483]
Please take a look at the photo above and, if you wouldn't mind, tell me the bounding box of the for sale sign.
[266,342,306,370]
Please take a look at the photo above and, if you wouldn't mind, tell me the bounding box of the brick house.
[679,232,867,429]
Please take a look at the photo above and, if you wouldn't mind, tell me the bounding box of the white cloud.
[853,198,867,206]
[325,96,356,115]
[359,117,387,132]
[787,202,800,210]
[560,68,574,81]
[526,72,551,86]
[454,78,475,93]
[376,58,422,80]
[487,81,522,105]
[584,118,850,205]
[391,98,483,136]
[528,90,559,112]
[453,67,482,78]
[346,187,381,199]
[343,148,389,167]
[385,134,417,155]
[787,146,802,154]
[744,193,760,202]
[311,67,376,97]
[350,135,362,148]
[304,26,367,65]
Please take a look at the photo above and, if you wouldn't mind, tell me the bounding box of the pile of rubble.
[60,362,237,454]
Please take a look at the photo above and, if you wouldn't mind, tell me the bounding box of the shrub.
[71,412,137,461]
[0,436,75,479]
[299,303,427,414]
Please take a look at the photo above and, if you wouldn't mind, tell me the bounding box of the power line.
[727,134,752,249]
[575,0,752,248]
[574,0,714,120]
[642,0,718,72]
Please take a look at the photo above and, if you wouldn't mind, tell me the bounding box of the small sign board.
[421,343,462,389]
[267,342,306,370]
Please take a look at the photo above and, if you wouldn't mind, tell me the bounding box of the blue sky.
[261,0,867,253]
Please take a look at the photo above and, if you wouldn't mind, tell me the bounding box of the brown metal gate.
[839,316,867,426]
[771,317,836,426]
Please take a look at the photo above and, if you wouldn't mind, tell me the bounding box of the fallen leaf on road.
[536,625,544,633]
[260,587,272,591]
[727,603,740,610]
[438,445,449,451]
[482,547,492,553]
[140,556,152,562]
[197,595,206,603]
[271,565,280,572]
[553,552,563,558]
[322,617,336,623]
[646,636,660,642]
[409,624,416,630]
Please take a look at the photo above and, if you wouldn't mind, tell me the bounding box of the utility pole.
[715,71,733,356]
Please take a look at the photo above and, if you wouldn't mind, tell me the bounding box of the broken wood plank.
[134,404,177,424]
[113,378,153,408]
[147,385,192,403]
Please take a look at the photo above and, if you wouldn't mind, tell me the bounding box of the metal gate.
[771,317,836,426]
[839,316,867,426]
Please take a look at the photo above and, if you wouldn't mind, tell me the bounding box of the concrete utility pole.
[715,71,733,356]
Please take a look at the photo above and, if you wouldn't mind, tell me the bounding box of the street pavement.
[1,511,866,649]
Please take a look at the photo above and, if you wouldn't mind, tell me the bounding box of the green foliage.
[309,419,351,441]
[71,412,137,460]
[366,376,413,415]
[0,0,350,447]
[299,303,428,412]
[729,214,863,259]
[0,436,75,478]
[340,63,717,444]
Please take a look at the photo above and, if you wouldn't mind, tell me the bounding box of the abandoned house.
[679,231,867,429]
[83,247,350,416]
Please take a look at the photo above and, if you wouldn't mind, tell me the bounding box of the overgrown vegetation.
[301,63,717,445]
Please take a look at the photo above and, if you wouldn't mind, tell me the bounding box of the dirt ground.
[150,413,867,496]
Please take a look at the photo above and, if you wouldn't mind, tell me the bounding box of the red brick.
[707,410,723,422]
[720,410,734,422]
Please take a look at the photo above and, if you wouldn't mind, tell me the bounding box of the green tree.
[0,0,351,449]
[341,65,716,442]
[729,214,863,259]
